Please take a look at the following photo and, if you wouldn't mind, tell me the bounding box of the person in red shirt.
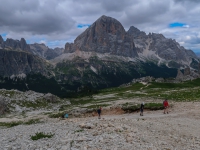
[163,99,169,114]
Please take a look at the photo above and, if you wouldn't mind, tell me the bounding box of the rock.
[0,97,8,115]
[0,35,4,44]
[126,136,133,143]
[43,93,58,103]
[2,38,31,52]
[0,48,51,76]
[127,26,199,69]
[30,43,63,60]
[64,43,74,53]
[184,67,190,76]
[79,123,95,129]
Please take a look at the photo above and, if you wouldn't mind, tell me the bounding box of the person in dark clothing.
[140,102,145,116]
[97,107,102,119]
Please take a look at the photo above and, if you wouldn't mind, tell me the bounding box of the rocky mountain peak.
[0,35,4,44]
[127,26,147,39]
[72,15,138,57]
[29,43,64,60]
[94,15,126,35]
[20,38,30,52]
[2,38,31,52]
[64,43,74,53]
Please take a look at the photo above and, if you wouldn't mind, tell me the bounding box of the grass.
[97,78,200,102]
[0,118,42,128]
[59,104,71,111]
[122,103,164,112]
[85,104,110,109]
[0,121,23,128]
[31,132,54,140]
[48,112,66,118]
[74,129,84,133]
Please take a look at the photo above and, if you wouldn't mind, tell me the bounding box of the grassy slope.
[98,78,200,101]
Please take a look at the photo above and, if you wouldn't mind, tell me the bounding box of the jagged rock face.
[71,15,138,57]
[30,43,64,60]
[176,67,200,81]
[2,38,31,52]
[0,97,8,115]
[0,49,51,76]
[184,67,190,76]
[176,69,184,80]
[0,35,3,44]
[127,26,199,68]
[64,43,74,53]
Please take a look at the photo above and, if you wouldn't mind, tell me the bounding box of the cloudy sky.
[0,0,200,53]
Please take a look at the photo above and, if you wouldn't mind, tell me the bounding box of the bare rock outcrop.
[184,67,190,76]
[0,49,52,76]
[64,43,74,53]
[30,43,64,60]
[0,97,8,115]
[2,38,31,52]
[0,35,3,44]
[176,67,200,81]
[43,93,58,103]
[127,26,199,69]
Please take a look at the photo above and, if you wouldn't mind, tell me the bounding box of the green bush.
[0,121,23,128]
[31,132,54,140]
[0,118,42,128]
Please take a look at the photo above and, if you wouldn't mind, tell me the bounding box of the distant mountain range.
[0,15,199,97]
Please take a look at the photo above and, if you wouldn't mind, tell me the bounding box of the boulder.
[43,93,58,103]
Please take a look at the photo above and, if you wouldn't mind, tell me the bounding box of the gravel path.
[0,102,200,150]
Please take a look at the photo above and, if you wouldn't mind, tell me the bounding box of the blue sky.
[1,33,7,41]
[77,24,91,29]
[0,0,199,52]
[169,23,189,28]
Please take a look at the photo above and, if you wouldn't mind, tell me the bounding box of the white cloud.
[0,0,200,52]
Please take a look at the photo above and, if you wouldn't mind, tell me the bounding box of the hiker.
[97,107,102,119]
[140,102,145,116]
[163,99,169,114]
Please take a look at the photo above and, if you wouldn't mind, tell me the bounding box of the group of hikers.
[97,99,169,118]
[140,99,169,116]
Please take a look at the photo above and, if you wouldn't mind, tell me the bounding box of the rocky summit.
[65,15,138,57]
[30,43,64,60]
[127,26,198,68]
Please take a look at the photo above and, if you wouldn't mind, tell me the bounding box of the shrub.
[31,132,54,140]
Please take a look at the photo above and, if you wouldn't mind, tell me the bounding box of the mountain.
[0,36,52,77]
[64,15,138,57]
[63,16,199,70]
[0,37,67,97]
[127,26,199,69]
[0,36,31,53]
[30,43,64,60]
[0,15,199,97]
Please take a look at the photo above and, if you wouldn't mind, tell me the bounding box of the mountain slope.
[127,26,199,69]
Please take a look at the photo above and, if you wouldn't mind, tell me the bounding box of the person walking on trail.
[97,107,102,119]
[163,99,169,114]
[140,102,145,116]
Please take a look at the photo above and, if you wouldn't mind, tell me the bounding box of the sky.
[0,0,200,53]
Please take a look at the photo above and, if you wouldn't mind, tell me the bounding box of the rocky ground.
[0,102,200,150]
